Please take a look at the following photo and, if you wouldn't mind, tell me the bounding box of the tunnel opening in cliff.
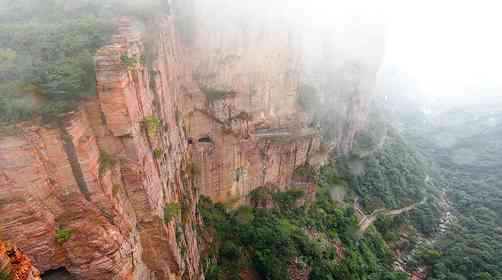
[41,267,74,280]
[198,136,213,143]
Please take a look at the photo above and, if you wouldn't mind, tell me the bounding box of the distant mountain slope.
[380,94,502,279]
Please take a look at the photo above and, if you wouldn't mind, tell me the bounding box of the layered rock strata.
[0,0,383,277]
[0,17,202,280]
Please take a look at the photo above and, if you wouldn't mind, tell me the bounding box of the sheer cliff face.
[0,2,382,279]
[189,4,301,122]
[0,17,202,280]
[180,1,322,203]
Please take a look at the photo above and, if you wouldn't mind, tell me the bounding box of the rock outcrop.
[0,241,41,280]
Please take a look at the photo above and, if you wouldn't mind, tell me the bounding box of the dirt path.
[355,197,428,233]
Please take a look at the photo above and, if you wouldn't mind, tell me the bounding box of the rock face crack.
[59,124,92,202]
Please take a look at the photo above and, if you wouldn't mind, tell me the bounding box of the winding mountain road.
[355,197,428,233]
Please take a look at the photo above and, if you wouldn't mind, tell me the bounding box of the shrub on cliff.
[294,165,316,179]
[99,151,116,174]
[220,241,241,260]
[233,206,254,224]
[120,54,143,70]
[272,189,305,211]
[164,202,181,223]
[248,186,273,207]
[153,147,163,159]
[0,264,11,280]
[55,228,74,244]
[143,116,162,136]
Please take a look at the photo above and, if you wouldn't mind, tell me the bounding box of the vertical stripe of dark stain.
[59,122,92,202]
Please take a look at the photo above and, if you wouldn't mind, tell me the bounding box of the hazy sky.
[285,0,502,98]
[383,0,502,97]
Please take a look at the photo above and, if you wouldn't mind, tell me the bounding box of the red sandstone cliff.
[180,1,324,203]
[0,1,382,278]
[0,16,202,279]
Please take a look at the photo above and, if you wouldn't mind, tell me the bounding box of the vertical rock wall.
[0,0,381,278]
[179,0,324,203]
[0,16,203,280]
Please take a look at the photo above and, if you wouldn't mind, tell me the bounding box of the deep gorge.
[5,1,494,280]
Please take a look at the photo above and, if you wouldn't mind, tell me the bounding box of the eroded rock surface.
[0,17,202,280]
[0,1,380,278]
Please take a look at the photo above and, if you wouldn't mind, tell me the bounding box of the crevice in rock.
[59,124,92,202]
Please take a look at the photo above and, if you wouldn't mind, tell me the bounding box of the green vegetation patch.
[272,189,305,210]
[120,53,144,70]
[99,151,116,174]
[294,165,316,179]
[198,165,408,280]
[0,3,116,122]
[337,131,441,236]
[143,116,162,136]
[55,228,74,244]
[233,205,254,225]
[153,147,163,159]
[0,267,11,280]
[164,202,181,223]
[120,54,139,70]
[248,186,273,206]
[0,0,170,123]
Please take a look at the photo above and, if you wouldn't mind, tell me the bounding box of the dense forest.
[337,126,443,237]
[0,0,169,122]
[198,165,409,280]
[199,99,502,280]
[339,133,448,280]
[398,104,502,280]
[197,113,451,279]
[378,89,502,279]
